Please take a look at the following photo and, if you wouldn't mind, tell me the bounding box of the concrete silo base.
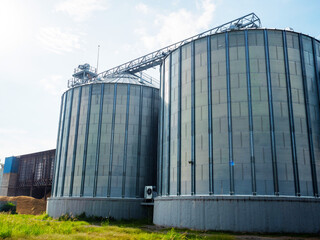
[47,197,148,219]
[153,196,320,233]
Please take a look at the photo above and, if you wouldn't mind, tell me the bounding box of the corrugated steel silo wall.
[51,83,159,198]
[158,29,320,197]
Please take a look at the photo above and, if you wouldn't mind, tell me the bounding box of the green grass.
[0,213,235,239]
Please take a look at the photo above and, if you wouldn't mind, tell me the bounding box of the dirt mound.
[0,196,46,215]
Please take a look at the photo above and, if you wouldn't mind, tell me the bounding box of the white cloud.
[40,75,67,96]
[0,128,28,162]
[135,3,149,14]
[135,0,216,50]
[0,128,27,135]
[55,0,108,22]
[196,0,215,29]
[0,133,55,163]
[171,0,181,6]
[37,27,83,54]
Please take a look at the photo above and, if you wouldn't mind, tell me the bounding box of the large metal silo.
[48,71,159,219]
[154,29,320,232]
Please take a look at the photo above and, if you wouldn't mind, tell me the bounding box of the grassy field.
[0,213,235,239]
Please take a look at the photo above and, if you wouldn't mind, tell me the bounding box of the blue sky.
[0,0,319,163]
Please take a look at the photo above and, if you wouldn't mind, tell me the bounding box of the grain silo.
[47,13,320,233]
[47,65,159,219]
[154,28,320,232]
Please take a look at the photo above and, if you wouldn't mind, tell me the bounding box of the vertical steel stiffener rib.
[54,93,67,197]
[299,35,318,197]
[264,30,279,195]
[191,41,196,195]
[51,93,64,196]
[80,85,93,197]
[136,86,143,197]
[312,40,320,109]
[312,39,320,196]
[282,31,300,196]
[159,64,165,195]
[177,47,182,195]
[60,88,74,196]
[150,89,156,187]
[69,86,82,196]
[93,84,104,197]
[122,85,130,198]
[245,30,256,195]
[225,32,234,195]
[156,74,162,195]
[167,55,172,195]
[107,84,117,197]
[207,36,214,194]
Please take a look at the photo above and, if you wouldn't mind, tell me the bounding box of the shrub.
[0,202,16,214]
[58,212,113,224]
[58,213,74,221]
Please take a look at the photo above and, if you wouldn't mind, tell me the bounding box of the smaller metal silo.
[47,65,159,219]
